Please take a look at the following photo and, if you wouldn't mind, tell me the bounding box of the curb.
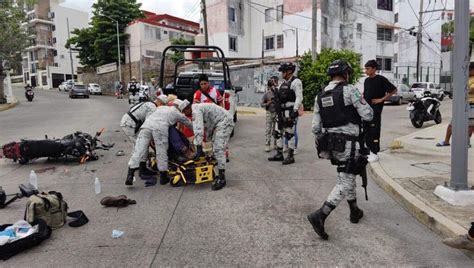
[0,97,18,112]
[367,161,474,259]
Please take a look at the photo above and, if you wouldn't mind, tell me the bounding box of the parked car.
[69,84,90,98]
[65,80,75,92]
[387,84,416,105]
[411,82,444,100]
[88,83,102,95]
[58,82,68,91]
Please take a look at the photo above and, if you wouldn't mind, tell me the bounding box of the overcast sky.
[62,0,201,22]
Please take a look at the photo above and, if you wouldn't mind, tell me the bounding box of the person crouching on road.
[307,59,374,240]
[261,79,277,152]
[192,103,234,191]
[125,100,193,187]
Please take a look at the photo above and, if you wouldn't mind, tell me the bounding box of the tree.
[441,17,474,52]
[66,0,143,68]
[0,1,31,104]
[170,37,195,63]
[298,48,363,109]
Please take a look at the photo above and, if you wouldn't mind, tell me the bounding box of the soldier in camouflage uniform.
[192,103,234,191]
[125,100,193,187]
[128,76,141,107]
[307,59,373,240]
[261,79,277,152]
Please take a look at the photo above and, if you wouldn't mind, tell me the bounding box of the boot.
[159,171,170,185]
[212,169,227,191]
[268,148,284,161]
[282,149,295,165]
[307,202,335,240]
[139,162,156,177]
[347,199,364,224]
[125,168,137,186]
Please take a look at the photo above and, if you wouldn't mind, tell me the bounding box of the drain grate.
[409,178,438,190]
[411,162,451,175]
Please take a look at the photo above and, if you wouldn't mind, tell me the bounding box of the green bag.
[24,191,68,230]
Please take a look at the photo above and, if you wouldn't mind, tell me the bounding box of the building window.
[356,23,362,38]
[339,24,344,39]
[322,0,329,14]
[393,53,398,63]
[169,31,178,39]
[276,5,284,21]
[265,36,274,50]
[447,13,453,20]
[277,34,284,49]
[229,7,235,22]
[376,57,393,71]
[394,13,398,23]
[323,17,328,34]
[164,30,168,34]
[144,25,153,39]
[155,28,161,40]
[377,0,392,11]
[52,37,56,44]
[53,50,57,56]
[393,33,398,42]
[377,26,393,41]
[51,25,55,31]
[229,35,237,51]
[265,8,274,22]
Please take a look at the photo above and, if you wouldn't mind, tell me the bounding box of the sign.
[96,63,117,74]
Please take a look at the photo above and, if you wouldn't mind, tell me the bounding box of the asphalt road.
[0,88,471,267]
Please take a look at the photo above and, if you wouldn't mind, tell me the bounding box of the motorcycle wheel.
[438,94,444,101]
[434,111,442,124]
[18,158,29,165]
[411,112,424,128]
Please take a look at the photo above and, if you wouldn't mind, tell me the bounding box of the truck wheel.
[397,97,403,105]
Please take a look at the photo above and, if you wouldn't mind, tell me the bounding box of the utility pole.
[201,0,209,45]
[450,0,470,190]
[44,40,51,89]
[296,28,299,57]
[66,18,74,81]
[261,29,264,62]
[139,39,143,84]
[311,0,317,60]
[416,0,424,82]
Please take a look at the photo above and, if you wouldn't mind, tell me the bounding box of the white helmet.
[156,94,168,104]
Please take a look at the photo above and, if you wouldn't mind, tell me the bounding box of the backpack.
[24,192,68,230]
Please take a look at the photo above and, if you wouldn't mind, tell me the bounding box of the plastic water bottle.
[29,170,38,190]
[94,177,101,194]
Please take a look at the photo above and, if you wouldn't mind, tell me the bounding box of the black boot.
[347,199,364,224]
[268,148,284,161]
[125,168,137,186]
[212,169,227,191]
[282,149,295,165]
[159,171,170,185]
[307,201,336,240]
[139,162,156,177]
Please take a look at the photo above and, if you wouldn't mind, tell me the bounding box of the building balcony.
[28,18,54,26]
[25,44,55,51]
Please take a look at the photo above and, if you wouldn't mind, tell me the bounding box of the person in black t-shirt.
[363,60,397,162]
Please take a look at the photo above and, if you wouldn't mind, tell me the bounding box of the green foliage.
[170,38,195,63]
[66,0,144,68]
[441,17,474,51]
[298,48,362,110]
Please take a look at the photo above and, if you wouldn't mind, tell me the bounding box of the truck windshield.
[411,83,427,89]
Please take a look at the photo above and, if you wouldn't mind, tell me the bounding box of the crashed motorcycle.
[25,86,34,102]
[407,92,442,128]
[1,129,113,165]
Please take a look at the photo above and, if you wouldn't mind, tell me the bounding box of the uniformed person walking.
[128,76,141,107]
[268,62,303,165]
[125,100,193,186]
[192,103,234,191]
[307,59,373,240]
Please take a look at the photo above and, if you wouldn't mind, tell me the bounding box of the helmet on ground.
[327,59,353,77]
[278,62,296,73]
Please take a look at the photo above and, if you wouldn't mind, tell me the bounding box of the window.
[447,13,453,21]
[265,36,274,50]
[376,57,392,71]
[321,0,329,14]
[394,33,398,42]
[53,50,57,56]
[52,37,56,44]
[229,7,235,22]
[51,25,55,31]
[169,31,178,39]
[377,0,392,11]
[144,25,153,39]
[164,30,168,34]
[394,13,398,23]
[339,24,344,39]
[229,35,237,51]
[377,27,393,41]
[145,50,162,59]
[276,5,284,21]
[265,8,274,22]
[155,28,161,40]
[394,53,398,63]
[277,34,284,49]
[323,17,328,34]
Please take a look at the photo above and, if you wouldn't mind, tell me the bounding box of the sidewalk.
[0,96,18,112]
[368,122,474,257]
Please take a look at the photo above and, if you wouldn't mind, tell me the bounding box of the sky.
[62,0,201,22]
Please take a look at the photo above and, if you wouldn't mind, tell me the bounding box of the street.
[0,87,471,267]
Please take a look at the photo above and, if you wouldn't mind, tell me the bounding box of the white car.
[58,82,68,91]
[411,82,444,100]
[88,83,102,95]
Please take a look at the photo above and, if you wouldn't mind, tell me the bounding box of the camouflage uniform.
[192,103,234,170]
[128,106,192,172]
[312,81,373,206]
[261,88,276,146]
[120,102,157,144]
[276,76,303,150]
[128,82,141,107]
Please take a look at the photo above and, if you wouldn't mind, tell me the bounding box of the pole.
[116,20,122,85]
[5,70,13,103]
[261,29,264,62]
[139,39,143,84]
[128,40,132,80]
[66,18,74,81]
[416,0,424,82]
[44,40,51,89]
[450,0,470,190]
[296,28,299,57]
[202,0,209,45]
[311,0,317,60]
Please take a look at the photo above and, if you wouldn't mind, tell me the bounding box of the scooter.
[407,91,442,128]
[25,86,34,102]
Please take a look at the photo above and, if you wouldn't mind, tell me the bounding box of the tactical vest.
[128,82,139,95]
[317,82,361,128]
[278,76,296,108]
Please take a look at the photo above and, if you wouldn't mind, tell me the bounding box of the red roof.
[129,11,200,34]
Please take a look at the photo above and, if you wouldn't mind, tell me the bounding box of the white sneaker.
[265,145,271,152]
[293,149,298,155]
[367,152,379,163]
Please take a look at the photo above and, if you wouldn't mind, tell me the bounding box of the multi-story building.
[21,0,88,88]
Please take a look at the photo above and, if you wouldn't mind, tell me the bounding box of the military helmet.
[327,59,353,76]
[278,62,296,73]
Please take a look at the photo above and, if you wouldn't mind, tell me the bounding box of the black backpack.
[0,219,52,261]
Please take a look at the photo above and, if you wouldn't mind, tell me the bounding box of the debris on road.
[112,229,124,238]
[34,167,56,174]
[116,150,125,156]
[100,195,136,208]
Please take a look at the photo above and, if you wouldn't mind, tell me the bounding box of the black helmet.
[327,59,353,77]
[278,62,296,73]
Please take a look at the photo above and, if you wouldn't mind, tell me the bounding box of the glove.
[290,110,299,119]
[194,145,203,160]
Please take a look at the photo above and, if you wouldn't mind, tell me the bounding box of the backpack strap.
[199,89,218,105]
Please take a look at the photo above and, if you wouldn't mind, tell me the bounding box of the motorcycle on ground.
[407,91,442,128]
[25,85,34,102]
